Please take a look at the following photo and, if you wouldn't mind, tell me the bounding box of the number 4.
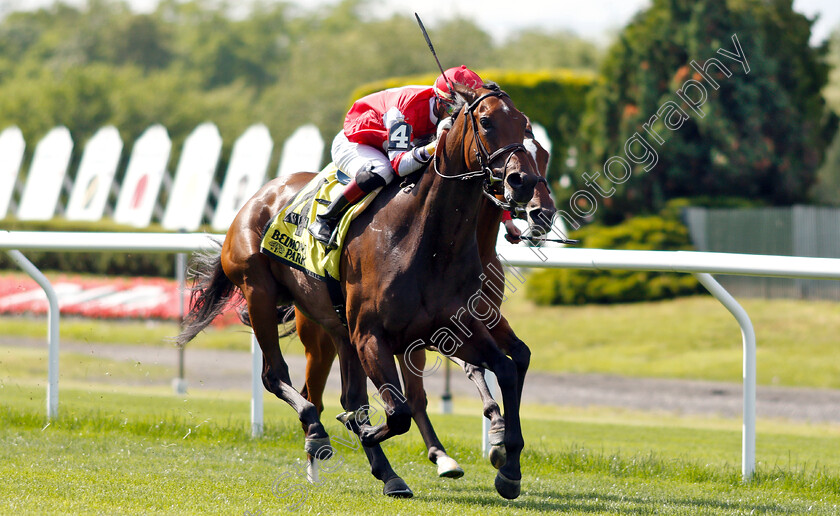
[388,121,411,151]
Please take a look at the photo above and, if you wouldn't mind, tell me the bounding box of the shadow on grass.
[418,482,801,514]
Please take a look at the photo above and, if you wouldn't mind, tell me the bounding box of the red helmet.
[434,65,483,103]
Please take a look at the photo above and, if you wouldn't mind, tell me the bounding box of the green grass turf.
[0,345,172,384]
[490,287,840,389]
[1,382,839,514]
[0,314,257,351]
[7,283,838,387]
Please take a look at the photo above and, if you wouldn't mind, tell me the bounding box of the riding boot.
[309,176,372,245]
[308,195,352,245]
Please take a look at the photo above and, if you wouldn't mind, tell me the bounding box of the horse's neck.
[409,150,485,261]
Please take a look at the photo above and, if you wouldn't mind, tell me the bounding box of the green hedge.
[525,213,703,305]
[0,218,219,277]
[350,69,596,184]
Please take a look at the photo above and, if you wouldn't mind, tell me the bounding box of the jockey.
[308,65,484,245]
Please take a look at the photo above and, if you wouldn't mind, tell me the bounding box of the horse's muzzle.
[504,171,539,207]
[526,206,556,238]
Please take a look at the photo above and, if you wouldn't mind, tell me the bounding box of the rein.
[432,89,547,212]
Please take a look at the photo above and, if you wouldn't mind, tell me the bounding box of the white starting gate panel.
[65,126,124,221]
[17,126,74,221]
[114,125,172,228]
[276,124,323,177]
[211,124,273,231]
[161,122,222,231]
[0,126,25,219]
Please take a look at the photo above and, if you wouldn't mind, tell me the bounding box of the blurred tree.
[825,26,840,113]
[811,25,840,205]
[111,14,173,71]
[579,0,832,223]
[496,29,602,70]
[431,16,496,70]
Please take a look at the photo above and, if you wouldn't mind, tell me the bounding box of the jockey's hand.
[412,140,437,163]
[503,219,522,244]
[437,117,453,139]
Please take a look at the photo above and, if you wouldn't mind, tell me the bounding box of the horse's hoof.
[489,444,507,470]
[494,471,521,500]
[488,429,505,446]
[436,456,464,478]
[304,437,333,460]
[383,477,413,498]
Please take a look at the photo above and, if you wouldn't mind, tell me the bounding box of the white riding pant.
[331,131,397,185]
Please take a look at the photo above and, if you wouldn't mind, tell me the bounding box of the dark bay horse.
[178,83,545,500]
[292,126,554,480]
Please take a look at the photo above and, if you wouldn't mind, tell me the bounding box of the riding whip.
[414,13,456,95]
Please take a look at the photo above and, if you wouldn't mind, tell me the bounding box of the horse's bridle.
[433,89,547,213]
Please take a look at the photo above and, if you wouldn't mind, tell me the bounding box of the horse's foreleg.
[353,333,412,446]
[477,316,531,471]
[333,336,412,498]
[397,352,464,479]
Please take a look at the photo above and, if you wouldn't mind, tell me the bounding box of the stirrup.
[325,229,340,250]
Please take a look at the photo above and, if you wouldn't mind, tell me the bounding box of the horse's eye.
[479,117,492,130]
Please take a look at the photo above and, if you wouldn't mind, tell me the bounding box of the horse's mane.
[448,81,499,115]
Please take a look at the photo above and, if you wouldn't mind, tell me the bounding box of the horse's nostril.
[528,207,556,227]
[506,172,524,189]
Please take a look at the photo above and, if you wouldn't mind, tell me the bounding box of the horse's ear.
[452,82,478,105]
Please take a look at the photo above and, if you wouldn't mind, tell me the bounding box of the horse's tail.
[176,245,240,348]
[238,304,298,338]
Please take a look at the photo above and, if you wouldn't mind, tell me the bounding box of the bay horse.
[292,123,554,480]
[178,83,545,500]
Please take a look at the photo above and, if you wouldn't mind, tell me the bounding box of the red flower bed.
[0,273,241,327]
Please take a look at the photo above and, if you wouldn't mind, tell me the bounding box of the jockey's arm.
[388,142,436,177]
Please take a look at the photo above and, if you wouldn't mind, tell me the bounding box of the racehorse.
[291,123,554,481]
[177,82,547,500]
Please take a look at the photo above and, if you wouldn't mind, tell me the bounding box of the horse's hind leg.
[491,318,531,405]
[297,314,337,482]
[397,351,464,479]
[448,356,506,469]
[244,283,330,457]
[298,313,336,418]
[453,330,526,500]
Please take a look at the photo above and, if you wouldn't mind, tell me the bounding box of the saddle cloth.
[260,164,381,282]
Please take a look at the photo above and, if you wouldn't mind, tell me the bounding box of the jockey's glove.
[411,141,436,164]
[437,117,453,139]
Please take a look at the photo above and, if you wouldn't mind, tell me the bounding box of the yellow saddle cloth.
[260,164,380,281]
